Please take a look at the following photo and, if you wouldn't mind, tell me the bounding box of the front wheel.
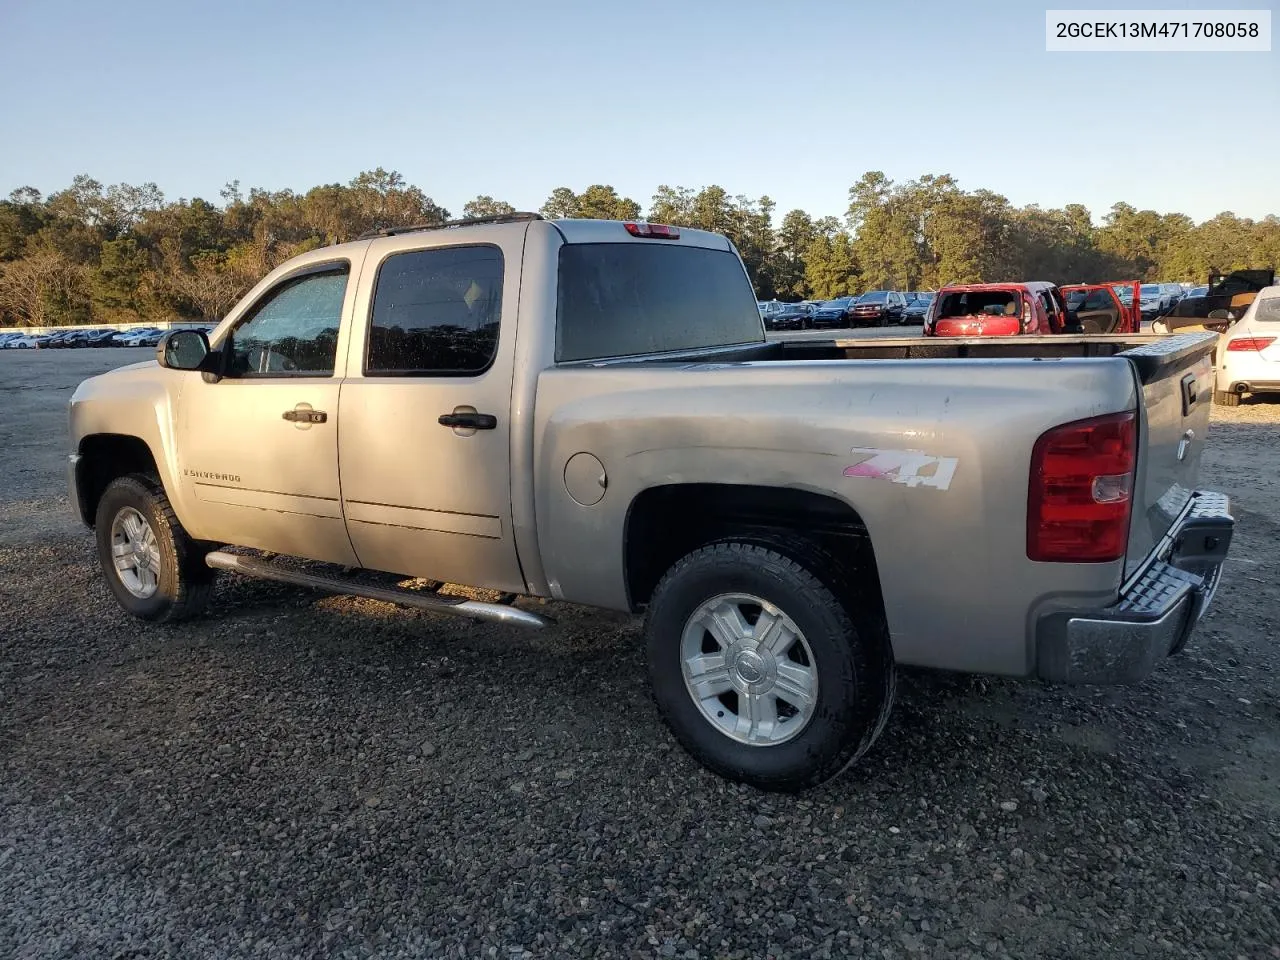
[644,540,894,791]
[95,474,215,622]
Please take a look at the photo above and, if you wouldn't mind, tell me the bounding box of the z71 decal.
[843,447,959,491]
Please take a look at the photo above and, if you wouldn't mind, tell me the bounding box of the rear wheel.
[1214,389,1242,407]
[95,474,215,622]
[644,540,894,791]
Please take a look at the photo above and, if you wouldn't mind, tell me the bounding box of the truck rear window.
[556,244,764,362]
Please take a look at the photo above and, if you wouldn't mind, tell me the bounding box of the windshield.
[821,298,851,308]
[557,243,764,361]
[858,291,888,303]
[1140,284,1161,296]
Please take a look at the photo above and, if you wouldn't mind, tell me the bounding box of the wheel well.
[624,484,883,612]
[76,434,159,526]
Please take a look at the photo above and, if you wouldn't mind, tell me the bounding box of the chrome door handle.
[438,412,497,429]
[283,409,327,424]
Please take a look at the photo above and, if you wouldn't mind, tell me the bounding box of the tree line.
[1,167,1277,327]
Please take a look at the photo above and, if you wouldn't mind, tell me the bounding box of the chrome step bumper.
[1035,491,1233,684]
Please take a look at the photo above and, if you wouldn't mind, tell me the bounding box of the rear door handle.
[283,409,327,424]
[438,412,497,430]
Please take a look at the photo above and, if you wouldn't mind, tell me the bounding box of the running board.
[204,551,552,629]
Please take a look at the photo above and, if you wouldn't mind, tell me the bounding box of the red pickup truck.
[923,282,1068,337]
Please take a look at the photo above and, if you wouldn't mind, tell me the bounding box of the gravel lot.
[2,348,1278,960]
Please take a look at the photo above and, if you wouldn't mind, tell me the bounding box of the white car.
[4,334,44,349]
[1214,285,1280,406]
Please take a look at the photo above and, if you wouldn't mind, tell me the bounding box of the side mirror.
[156,329,210,371]
[1207,309,1231,321]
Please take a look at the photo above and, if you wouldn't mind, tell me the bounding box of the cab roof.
[358,211,734,252]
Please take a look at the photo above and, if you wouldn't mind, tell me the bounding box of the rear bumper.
[1035,491,1233,684]
[933,318,1021,337]
[1220,353,1280,393]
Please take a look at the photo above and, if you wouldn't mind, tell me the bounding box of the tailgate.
[1120,332,1218,579]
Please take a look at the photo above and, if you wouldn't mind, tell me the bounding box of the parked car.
[85,328,121,347]
[127,328,166,347]
[1184,285,1210,299]
[757,301,786,326]
[0,332,25,348]
[809,297,855,328]
[766,302,814,331]
[131,327,164,345]
[1213,284,1280,406]
[1159,283,1185,311]
[67,214,1233,791]
[5,333,50,348]
[65,329,99,347]
[850,290,907,327]
[923,282,1068,337]
[62,330,94,348]
[110,328,162,347]
[902,292,934,324]
[1138,283,1171,320]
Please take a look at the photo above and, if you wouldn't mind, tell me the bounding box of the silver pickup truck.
[68,213,1234,791]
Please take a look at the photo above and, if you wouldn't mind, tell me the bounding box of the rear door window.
[366,245,504,376]
[557,243,763,362]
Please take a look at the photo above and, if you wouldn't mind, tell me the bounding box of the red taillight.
[624,221,680,239]
[1226,337,1276,351]
[1028,412,1137,563]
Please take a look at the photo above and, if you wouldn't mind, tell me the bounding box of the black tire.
[95,473,215,622]
[1214,389,1241,407]
[644,540,894,791]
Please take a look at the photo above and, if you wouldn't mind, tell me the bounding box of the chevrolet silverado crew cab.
[68,213,1234,791]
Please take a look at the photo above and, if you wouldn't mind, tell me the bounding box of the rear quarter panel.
[533,357,1140,677]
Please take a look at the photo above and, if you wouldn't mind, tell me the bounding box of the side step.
[205,551,552,629]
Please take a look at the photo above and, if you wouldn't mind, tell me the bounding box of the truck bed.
[775,333,1207,383]
[576,333,1206,383]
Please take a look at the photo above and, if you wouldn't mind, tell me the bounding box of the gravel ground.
[1,348,1278,960]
